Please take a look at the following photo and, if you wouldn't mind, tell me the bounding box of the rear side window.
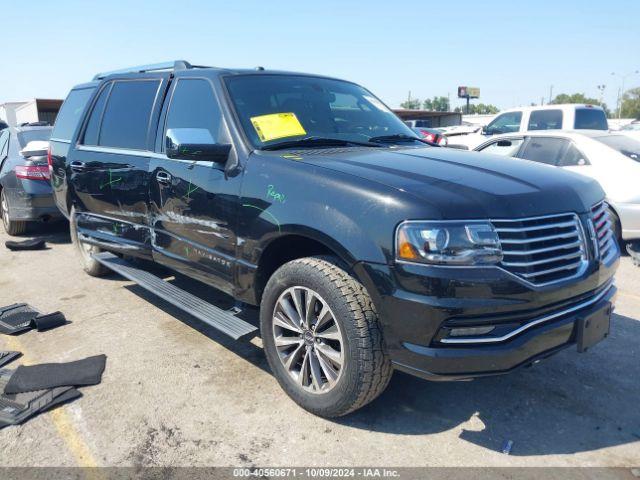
[83,84,112,146]
[99,80,160,150]
[486,112,522,134]
[558,143,587,166]
[528,110,562,130]
[165,79,224,143]
[575,108,607,130]
[0,130,8,157]
[518,137,568,165]
[51,88,94,142]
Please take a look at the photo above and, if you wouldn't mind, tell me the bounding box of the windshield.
[17,128,52,148]
[595,135,640,161]
[224,75,417,148]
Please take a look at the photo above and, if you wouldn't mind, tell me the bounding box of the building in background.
[393,109,462,128]
[0,99,63,127]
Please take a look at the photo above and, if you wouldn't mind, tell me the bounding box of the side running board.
[92,252,257,340]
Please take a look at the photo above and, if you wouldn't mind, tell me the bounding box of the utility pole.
[612,70,639,118]
[548,85,553,104]
[596,84,606,105]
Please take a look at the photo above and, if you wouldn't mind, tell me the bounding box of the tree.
[620,87,640,119]
[551,93,610,116]
[454,103,500,114]
[422,96,450,112]
[400,98,421,109]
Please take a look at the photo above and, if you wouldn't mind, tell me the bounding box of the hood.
[274,146,604,219]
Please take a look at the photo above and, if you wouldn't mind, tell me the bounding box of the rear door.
[69,76,168,254]
[149,76,242,294]
[49,86,96,216]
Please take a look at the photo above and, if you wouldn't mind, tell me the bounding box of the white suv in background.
[474,130,640,244]
[456,104,608,149]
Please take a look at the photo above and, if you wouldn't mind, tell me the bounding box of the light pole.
[596,84,606,105]
[612,70,639,118]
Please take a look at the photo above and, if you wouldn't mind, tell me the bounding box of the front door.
[69,76,168,253]
[149,77,242,294]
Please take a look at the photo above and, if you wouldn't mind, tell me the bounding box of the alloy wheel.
[272,286,345,394]
[1,191,9,230]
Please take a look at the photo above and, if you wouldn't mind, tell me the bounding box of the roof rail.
[93,60,193,80]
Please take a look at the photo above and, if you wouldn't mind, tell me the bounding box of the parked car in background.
[50,61,618,417]
[455,104,608,149]
[474,130,640,245]
[0,123,57,235]
[618,121,640,142]
[412,127,448,146]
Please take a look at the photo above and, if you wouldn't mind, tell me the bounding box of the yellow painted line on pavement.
[3,335,99,469]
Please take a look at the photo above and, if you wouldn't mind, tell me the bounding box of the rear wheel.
[1,189,26,236]
[70,207,108,277]
[260,256,392,417]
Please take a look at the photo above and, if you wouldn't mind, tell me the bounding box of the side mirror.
[166,128,231,163]
[481,126,489,135]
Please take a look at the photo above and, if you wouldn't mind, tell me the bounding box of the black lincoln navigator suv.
[49,61,619,417]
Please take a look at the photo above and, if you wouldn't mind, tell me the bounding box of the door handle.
[156,171,172,185]
[70,161,86,172]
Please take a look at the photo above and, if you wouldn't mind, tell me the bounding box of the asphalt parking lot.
[0,221,639,468]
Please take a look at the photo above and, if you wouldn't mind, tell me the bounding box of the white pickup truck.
[453,104,608,149]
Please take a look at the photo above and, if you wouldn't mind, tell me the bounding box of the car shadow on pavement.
[21,219,70,244]
[122,272,269,375]
[105,261,639,458]
[335,312,640,457]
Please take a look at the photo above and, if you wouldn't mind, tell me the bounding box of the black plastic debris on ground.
[5,239,46,251]
[0,369,81,428]
[4,355,106,394]
[0,304,67,335]
[0,351,21,368]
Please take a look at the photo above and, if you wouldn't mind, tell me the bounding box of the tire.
[607,207,623,250]
[69,207,109,277]
[1,189,27,236]
[260,256,392,417]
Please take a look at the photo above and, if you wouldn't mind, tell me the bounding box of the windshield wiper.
[260,137,381,151]
[368,134,432,145]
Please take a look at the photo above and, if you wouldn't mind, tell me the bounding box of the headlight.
[395,221,503,265]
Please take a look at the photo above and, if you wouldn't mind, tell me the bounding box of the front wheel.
[260,257,392,417]
[1,189,27,236]
[69,207,108,277]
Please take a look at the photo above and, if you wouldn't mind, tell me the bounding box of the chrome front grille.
[492,213,587,285]
[591,202,615,261]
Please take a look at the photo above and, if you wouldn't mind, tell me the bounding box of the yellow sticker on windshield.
[250,112,306,142]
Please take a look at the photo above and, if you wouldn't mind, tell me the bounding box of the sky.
[1,0,638,112]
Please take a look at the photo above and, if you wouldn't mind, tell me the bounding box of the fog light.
[449,326,495,337]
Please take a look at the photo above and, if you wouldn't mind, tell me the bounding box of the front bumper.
[4,187,61,222]
[353,252,619,381]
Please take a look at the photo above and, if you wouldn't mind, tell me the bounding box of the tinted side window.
[558,143,588,166]
[486,112,522,134]
[528,110,563,130]
[83,83,112,146]
[51,88,94,142]
[519,137,568,165]
[99,80,160,150]
[575,108,608,130]
[165,79,224,144]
